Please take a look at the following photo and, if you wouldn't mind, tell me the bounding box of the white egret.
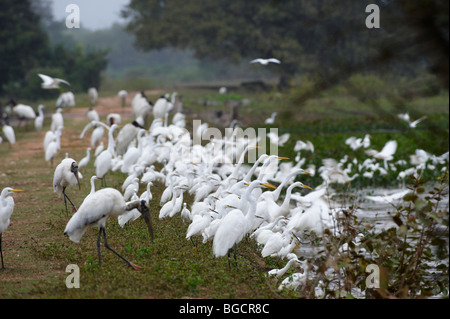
[264,112,277,124]
[34,104,45,132]
[132,91,152,125]
[53,158,81,213]
[267,131,290,147]
[45,128,62,166]
[118,90,128,107]
[212,181,273,259]
[56,92,75,107]
[78,148,91,171]
[94,124,120,183]
[88,87,98,106]
[0,187,24,269]
[1,123,16,145]
[365,140,397,169]
[51,108,64,132]
[115,121,144,156]
[398,112,427,128]
[64,188,153,269]
[38,73,70,89]
[87,106,100,122]
[250,58,281,65]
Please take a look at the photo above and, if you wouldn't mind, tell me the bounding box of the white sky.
[51,0,130,30]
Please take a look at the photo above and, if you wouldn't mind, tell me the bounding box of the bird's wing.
[38,73,54,85]
[411,116,426,126]
[380,140,397,156]
[268,58,281,64]
[56,78,70,86]
[250,59,263,64]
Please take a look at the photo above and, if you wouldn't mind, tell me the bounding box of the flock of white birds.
[1,73,448,294]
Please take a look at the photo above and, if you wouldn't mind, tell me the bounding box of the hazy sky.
[52,0,130,30]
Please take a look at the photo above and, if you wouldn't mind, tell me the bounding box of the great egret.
[88,87,98,106]
[132,91,152,125]
[78,148,91,171]
[115,121,144,156]
[64,188,152,269]
[38,73,70,89]
[264,112,277,125]
[53,158,81,213]
[212,181,273,259]
[118,90,128,107]
[45,127,62,166]
[365,140,397,169]
[0,187,24,269]
[51,108,64,132]
[250,58,281,65]
[1,123,16,145]
[87,106,100,122]
[398,112,427,128]
[94,124,120,183]
[34,105,45,132]
[153,96,172,120]
[56,92,75,107]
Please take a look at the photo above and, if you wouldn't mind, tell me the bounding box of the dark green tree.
[0,0,51,95]
[122,0,448,89]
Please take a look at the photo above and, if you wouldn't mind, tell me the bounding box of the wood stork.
[53,158,81,214]
[64,188,153,269]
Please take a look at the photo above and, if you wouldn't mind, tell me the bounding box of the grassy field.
[0,87,448,299]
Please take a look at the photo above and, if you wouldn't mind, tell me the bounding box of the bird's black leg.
[63,187,68,215]
[97,228,102,266]
[62,187,77,213]
[101,227,143,270]
[0,233,5,270]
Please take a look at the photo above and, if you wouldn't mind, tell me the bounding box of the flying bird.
[38,73,70,89]
[250,58,281,65]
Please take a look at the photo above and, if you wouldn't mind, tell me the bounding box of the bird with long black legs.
[53,158,81,215]
[64,188,153,269]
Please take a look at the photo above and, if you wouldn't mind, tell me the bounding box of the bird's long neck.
[273,169,304,201]
[107,127,116,155]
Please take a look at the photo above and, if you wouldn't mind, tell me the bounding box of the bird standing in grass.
[34,104,45,132]
[64,188,153,269]
[0,187,24,269]
[53,158,81,214]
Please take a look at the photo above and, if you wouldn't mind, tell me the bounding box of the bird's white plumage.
[38,73,70,89]
[250,58,281,65]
